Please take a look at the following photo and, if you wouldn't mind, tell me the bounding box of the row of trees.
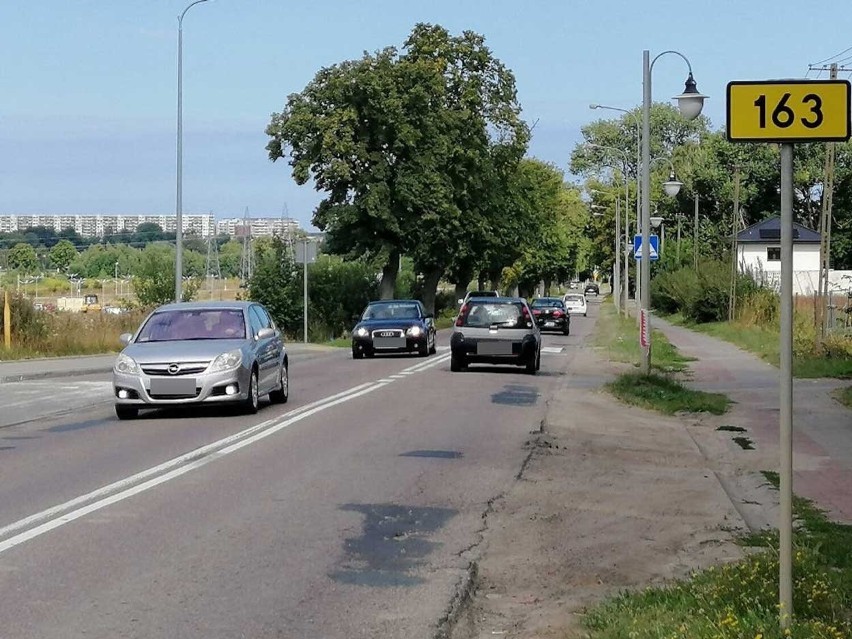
[266,24,590,313]
[570,103,852,280]
[0,222,180,252]
[1,234,251,280]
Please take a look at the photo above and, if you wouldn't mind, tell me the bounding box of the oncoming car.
[351,300,436,358]
[112,301,288,420]
[450,297,541,374]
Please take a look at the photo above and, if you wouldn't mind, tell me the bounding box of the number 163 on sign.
[726,80,851,143]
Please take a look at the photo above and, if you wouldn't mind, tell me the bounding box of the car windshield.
[531,299,563,308]
[362,303,421,320]
[136,309,247,342]
[460,302,528,328]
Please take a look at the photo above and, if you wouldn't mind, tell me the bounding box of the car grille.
[148,389,202,400]
[371,329,404,339]
[141,362,210,376]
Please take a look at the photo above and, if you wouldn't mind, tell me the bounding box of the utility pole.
[729,166,741,321]
[816,63,839,337]
[693,193,699,270]
[238,207,253,289]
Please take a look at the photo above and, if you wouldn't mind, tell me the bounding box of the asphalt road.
[0,299,600,639]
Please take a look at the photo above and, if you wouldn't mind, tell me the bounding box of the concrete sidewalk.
[651,315,852,523]
[0,342,342,384]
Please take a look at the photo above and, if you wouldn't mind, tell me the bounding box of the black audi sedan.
[351,300,437,359]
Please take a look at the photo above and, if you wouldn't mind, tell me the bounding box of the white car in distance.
[562,293,587,317]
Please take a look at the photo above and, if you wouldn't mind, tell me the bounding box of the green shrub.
[0,291,48,344]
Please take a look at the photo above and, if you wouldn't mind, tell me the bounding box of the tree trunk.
[420,267,443,316]
[488,271,501,292]
[477,272,487,290]
[543,279,552,296]
[379,250,400,300]
[454,282,468,305]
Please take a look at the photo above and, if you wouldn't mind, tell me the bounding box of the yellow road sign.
[727,80,851,142]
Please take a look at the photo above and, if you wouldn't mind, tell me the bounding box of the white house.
[737,216,851,295]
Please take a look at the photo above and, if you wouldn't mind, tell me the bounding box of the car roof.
[532,297,562,302]
[465,296,525,304]
[367,299,422,305]
[153,301,255,312]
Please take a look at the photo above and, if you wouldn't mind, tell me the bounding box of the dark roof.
[736,216,821,244]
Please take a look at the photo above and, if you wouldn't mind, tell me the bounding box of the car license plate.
[478,341,512,355]
[545,321,555,327]
[374,336,406,349]
[149,378,197,396]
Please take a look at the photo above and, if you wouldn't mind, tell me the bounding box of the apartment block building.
[215,217,302,238]
[0,214,217,238]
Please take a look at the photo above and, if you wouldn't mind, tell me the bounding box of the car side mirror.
[119,333,132,346]
[256,327,275,340]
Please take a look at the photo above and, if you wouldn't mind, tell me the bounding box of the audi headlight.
[407,325,423,337]
[209,349,243,372]
[355,326,369,337]
[114,353,139,375]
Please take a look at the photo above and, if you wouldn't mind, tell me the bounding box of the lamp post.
[175,0,210,303]
[640,50,707,374]
[586,144,631,316]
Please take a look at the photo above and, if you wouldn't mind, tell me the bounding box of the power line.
[810,45,852,67]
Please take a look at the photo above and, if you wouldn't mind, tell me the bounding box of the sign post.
[727,78,851,629]
[295,239,318,344]
[3,290,10,349]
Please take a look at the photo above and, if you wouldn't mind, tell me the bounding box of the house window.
[767,247,781,261]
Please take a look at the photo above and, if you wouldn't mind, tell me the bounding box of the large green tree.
[8,242,39,272]
[266,24,528,313]
[49,239,77,273]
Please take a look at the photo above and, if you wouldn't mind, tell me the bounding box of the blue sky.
[1,0,850,230]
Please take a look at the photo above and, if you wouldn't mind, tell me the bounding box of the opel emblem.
[168,363,180,375]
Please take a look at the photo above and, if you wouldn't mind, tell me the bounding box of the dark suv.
[584,282,600,296]
[450,297,541,374]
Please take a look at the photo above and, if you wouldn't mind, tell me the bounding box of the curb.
[0,366,115,384]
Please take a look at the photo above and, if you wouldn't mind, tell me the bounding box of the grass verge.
[667,314,852,379]
[583,480,852,638]
[834,386,852,409]
[595,303,694,374]
[595,303,728,415]
[607,372,729,415]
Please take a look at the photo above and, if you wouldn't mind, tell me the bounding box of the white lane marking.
[542,347,564,354]
[413,354,453,371]
[400,371,414,376]
[377,378,396,384]
[0,382,375,542]
[400,353,451,374]
[436,346,450,352]
[0,382,390,555]
[389,375,406,379]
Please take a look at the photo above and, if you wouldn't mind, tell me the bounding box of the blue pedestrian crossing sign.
[633,234,660,261]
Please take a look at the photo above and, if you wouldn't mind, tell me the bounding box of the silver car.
[449,297,541,374]
[112,301,288,420]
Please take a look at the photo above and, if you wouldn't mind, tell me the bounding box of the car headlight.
[355,326,369,337]
[406,325,423,337]
[209,349,244,372]
[114,353,139,375]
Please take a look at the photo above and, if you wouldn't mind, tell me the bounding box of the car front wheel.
[243,370,260,414]
[269,363,288,404]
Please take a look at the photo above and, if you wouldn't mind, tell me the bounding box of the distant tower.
[238,206,253,287]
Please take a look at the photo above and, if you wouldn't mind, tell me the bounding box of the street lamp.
[640,50,707,374]
[175,0,210,303]
[585,143,631,315]
[589,103,641,239]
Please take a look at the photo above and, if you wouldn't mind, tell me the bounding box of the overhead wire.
[810,45,852,67]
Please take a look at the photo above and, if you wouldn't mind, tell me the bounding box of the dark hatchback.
[351,300,437,359]
[530,297,570,335]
